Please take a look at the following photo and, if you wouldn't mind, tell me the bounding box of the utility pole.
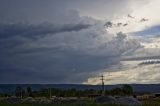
[49,88,52,98]
[21,89,22,99]
[100,74,105,96]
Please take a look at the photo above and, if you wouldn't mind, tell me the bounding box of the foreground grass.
[0,99,160,106]
[142,100,160,106]
[0,103,122,106]
[0,100,160,106]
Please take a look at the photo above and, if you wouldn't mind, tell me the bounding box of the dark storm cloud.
[0,0,137,23]
[139,60,160,66]
[0,23,92,39]
[0,0,144,84]
[0,23,141,84]
[0,49,121,84]
[0,0,70,23]
[122,55,160,61]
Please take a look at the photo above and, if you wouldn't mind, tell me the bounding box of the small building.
[88,94,101,98]
[152,93,160,97]
[135,94,153,100]
[133,93,154,100]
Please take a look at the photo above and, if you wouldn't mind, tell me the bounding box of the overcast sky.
[0,0,160,84]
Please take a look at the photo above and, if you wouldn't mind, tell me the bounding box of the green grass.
[0,100,160,106]
[142,100,160,106]
[0,102,160,106]
[0,103,122,106]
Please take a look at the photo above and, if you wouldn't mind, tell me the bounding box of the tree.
[110,88,123,96]
[27,87,33,97]
[15,86,25,98]
[122,84,133,95]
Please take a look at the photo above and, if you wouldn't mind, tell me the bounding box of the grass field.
[0,97,160,106]
[0,101,160,106]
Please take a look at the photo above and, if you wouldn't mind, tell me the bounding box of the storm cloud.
[0,13,141,84]
[1,0,160,84]
[0,23,92,39]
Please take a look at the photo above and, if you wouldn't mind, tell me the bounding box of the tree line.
[0,84,133,98]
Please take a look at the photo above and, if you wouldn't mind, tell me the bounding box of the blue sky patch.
[132,25,160,37]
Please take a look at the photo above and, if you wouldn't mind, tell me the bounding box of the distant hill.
[0,84,160,94]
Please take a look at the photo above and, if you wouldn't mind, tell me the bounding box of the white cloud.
[84,60,160,85]
[104,0,160,34]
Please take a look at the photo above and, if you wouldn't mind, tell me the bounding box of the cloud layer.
[0,0,160,84]
[0,10,141,84]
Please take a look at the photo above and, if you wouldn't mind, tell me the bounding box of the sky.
[0,0,160,84]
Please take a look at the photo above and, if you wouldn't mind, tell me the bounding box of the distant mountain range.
[0,84,160,94]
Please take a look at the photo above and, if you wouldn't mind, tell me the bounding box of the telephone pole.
[100,74,105,96]
[21,89,22,99]
[48,88,52,98]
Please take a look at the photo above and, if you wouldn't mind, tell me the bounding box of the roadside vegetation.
[0,85,160,106]
[0,101,160,106]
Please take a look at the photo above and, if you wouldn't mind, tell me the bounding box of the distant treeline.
[0,84,133,98]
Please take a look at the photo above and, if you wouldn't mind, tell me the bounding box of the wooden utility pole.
[21,89,22,99]
[100,74,105,96]
[49,88,52,98]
